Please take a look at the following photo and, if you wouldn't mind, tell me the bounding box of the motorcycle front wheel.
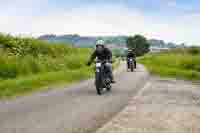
[95,72,102,95]
[131,65,134,72]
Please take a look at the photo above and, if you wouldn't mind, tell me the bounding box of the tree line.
[126,34,150,56]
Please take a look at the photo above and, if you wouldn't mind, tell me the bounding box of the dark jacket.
[89,48,112,62]
[127,51,136,59]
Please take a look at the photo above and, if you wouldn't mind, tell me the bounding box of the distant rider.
[126,48,137,69]
[87,40,116,83]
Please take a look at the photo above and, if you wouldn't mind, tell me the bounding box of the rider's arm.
[133,52,136,58]
[109,50,112,60]
[127,53,131,59]
[89,50,97,63]
[127,53,129,58]
[107,49,112,62]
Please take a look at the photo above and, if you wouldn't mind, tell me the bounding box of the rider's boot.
[110,75,116,83]
[111,80,116,84]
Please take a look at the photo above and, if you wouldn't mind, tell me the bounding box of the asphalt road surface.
[96,77,200,133]
[0,64,149,133]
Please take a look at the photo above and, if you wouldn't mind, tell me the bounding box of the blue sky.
[0,0,200,45]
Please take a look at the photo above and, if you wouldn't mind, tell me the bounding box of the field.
[138,47,200,81]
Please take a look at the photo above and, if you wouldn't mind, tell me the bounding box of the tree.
[126,35,150,56]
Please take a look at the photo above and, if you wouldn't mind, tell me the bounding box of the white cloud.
[0,0,48,16]
[0,2,200,45]
[167,0,178,7]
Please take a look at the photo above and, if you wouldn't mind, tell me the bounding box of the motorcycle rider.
[126,48,137,69]
[87,40,116,83]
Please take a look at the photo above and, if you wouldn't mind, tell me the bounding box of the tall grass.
[138,48,200,81]
[0,33,91,79]
[0,33,93,98]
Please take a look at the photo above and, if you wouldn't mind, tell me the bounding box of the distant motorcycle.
[127,58,134,72]
[95,60,112,95]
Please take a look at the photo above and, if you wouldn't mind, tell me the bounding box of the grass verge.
[0,68,93,99]
[138,50,200,81]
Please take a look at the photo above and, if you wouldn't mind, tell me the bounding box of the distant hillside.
[38,34,178,48]
[148,39,177,48]
[38,34,127,48]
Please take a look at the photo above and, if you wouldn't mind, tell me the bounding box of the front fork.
[95,65,110,87]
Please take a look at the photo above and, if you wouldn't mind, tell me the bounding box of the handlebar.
[96,60,112,64]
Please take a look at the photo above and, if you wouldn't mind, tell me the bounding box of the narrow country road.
[0,64,149,133]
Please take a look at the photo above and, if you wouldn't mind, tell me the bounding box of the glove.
[109,59,113,63]
[87,61,91,66]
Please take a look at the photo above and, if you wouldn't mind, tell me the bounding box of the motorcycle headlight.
[96,63,101,67]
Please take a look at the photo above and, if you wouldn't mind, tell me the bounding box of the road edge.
[95,81,152,133]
